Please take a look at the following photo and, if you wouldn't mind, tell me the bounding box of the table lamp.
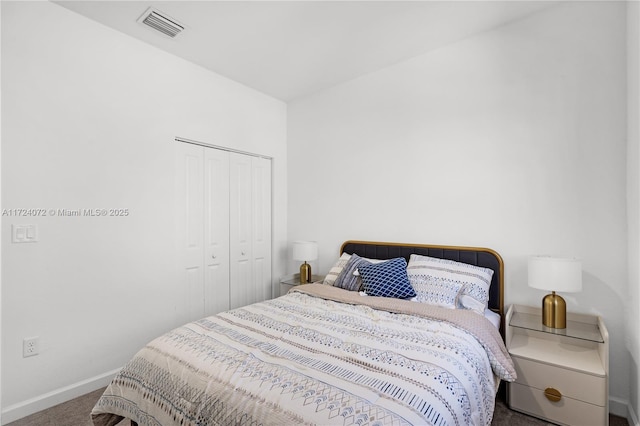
[528,255,582,329]
[293,241,318,284]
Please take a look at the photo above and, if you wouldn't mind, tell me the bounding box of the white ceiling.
[55,1,558,102]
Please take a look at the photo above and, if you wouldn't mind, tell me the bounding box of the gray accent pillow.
[323,253,351,286]
[333,253,372,291]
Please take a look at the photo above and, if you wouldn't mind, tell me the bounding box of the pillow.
[406,254,493,314]
[359,257,416,299]
[333,254,372,291]
[484,309,501,330]
[413,280,464,309]
[323,253,351,286]
[322,253,385,286]
[352,257,386,276]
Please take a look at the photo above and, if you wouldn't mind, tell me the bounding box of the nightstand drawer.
[509,382,607,426]
[512,356,606,406]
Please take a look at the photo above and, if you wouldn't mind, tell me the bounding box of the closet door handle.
[241,251,246,256]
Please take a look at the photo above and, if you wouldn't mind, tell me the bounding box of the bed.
[91,240,515,426]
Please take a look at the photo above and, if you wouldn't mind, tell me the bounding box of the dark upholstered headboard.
[340,240,505,328]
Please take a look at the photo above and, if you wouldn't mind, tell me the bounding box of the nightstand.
[506,304,609,425]
[279,275,325,296]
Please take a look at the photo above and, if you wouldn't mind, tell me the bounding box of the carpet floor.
[5,389,630,426]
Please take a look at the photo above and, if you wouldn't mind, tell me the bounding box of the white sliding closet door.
[177,141,272,320]
[229,154,272,308]
[251,157,272,303]
[176,142,206,322]
[229,153,253,309]
[204,148,230,315]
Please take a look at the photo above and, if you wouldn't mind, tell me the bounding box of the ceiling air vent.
[137,7,184,38]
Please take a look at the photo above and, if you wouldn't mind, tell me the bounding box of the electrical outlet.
[23,337,39,357]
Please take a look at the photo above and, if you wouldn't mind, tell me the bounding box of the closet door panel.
[204,149,230,315]
[251,157,272,302]
[229,153,253,309]
[176,143,205,322]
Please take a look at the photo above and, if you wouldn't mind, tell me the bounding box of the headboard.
[340,240,505,329]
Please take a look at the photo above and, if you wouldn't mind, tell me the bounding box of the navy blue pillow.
[359,257,416,299]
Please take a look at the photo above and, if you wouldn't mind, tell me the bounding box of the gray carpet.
[5,389,630,426]
[5,388,126,426]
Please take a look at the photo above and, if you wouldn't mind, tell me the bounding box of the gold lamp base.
[299,262,312,284]
[542,291,567,329]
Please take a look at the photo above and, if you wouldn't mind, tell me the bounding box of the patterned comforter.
[91,284,515,426]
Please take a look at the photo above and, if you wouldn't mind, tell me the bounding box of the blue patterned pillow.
[333,254,372,291]
[359,258,416,299]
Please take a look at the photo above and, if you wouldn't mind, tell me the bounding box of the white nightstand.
[279,275,325,296]
[506,304,609,426]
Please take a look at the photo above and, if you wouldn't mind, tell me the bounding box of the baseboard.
[0,368,120,425]
[610,395,640,426]
[629,402,640,426]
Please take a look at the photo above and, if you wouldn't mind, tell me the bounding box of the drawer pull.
[544,387,562,402]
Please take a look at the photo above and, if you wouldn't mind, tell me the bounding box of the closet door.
[203,148,230,315]
[177,142,272,317]
[176,143,205,322]
[229,154,272,308]
[229,153,253,309]
[251,157,272,302]
[177,144,231,322]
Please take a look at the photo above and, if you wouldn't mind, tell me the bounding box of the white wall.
[1,1,286,421]
[288,1,629,413]
[627,1,640,423]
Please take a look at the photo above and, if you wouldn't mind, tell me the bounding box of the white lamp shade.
[528,256,582,293]
[292,241,318,262]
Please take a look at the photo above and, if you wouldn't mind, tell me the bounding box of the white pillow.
[412,279,464,309]
[484,309,501,330]
[406,254,493,315]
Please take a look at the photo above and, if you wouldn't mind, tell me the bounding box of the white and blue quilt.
[92,284,515,426]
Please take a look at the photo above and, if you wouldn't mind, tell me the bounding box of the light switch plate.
[12,224,38,243]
